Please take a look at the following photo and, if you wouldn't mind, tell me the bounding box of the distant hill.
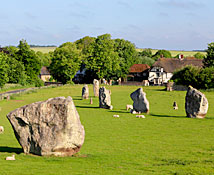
[136,49,206,57]
[29,45,57,47]
[30,46,57,53]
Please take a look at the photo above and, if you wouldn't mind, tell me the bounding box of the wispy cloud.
[158,0,205,9]
[24,12,37,20]
[117,1,132,9]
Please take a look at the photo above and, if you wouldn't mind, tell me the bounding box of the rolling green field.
[136,49,206,57]
[31,46,206,57]
[31,47,57,53]
[0,85,214,175]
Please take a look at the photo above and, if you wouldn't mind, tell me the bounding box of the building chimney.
[179,54,184,60]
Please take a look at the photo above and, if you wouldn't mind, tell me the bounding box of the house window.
[156,72,160,77]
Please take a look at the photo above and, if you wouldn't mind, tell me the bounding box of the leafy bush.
[171,66,201,88]
[172,65,214,89]
[139,48,152,57]
[137,56,155,66]
[152,49,172,60]
[194,52,205,59]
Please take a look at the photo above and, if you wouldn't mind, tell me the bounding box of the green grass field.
[136,49,206,57]
[31,47,56,53]
[30,46,206,57]
[1,85,214,175]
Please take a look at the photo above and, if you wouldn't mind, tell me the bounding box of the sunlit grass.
[0,85,214,175]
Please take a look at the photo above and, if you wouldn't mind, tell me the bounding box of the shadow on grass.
[204,117,214,120]
[150,113,186,118]
[153,88,166,91]
[0,146,23,154]
[72,96,83,100]
[108,110,129,114]
[76,105,99,109]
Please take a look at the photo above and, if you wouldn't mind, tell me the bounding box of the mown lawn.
[0,85,214,175]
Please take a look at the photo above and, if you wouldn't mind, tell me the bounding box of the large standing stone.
[82,85,89,99]
[99,87,112,109]
[185,86,208,118]
[130,88,149,113]
[7,96,85,156]
[93,79,99,97]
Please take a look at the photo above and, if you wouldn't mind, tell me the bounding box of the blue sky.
[0,0,213,50]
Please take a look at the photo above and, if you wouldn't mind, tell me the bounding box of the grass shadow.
[204,117,214,120]
[76,105,99,109]
[108,110,129,114]
[0,146,23,154]
[72,96,83,100]
[150,113,186,118]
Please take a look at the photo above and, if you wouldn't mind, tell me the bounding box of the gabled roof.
[129,64,150,73]
[151,57,203,73]
[40,66,51,75]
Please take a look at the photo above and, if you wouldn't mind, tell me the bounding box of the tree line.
[0,40,44,88]
[0,34,211,88]
[49,34,206,84]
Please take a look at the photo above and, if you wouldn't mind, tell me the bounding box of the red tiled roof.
[129,64,150,73]
[151,57,203,73]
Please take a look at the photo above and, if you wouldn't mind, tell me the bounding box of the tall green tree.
[16,40,42,84]
[114,38,138,78]
[203,42,214,67]
[84,34,120,80]
[75,36,95,52]
[49,42,81,84]
[6,56,27,85]
[0,53,9,88]
[36,51,51,66]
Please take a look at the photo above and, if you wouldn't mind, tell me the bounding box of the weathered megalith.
[82,85,89,99]
[99,87,112,109]
[93,79,99,97]
[185,86,208,118]
[130,88,149,113]
[7,96,85,156]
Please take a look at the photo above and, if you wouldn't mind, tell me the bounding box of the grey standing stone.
[185,86,208,118]
[93,79,99,97]
[7,96,85,156]
[99,87,112,109]
[130,88,149,113]
[82,85,89,99]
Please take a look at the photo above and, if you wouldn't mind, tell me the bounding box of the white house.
[148,57,203,85]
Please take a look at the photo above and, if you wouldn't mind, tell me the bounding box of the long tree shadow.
[72,96,83,100]
[150,113,186,118]
[0,146,23,154]
[75,105,99,109]
[203,117,214,120]
[108,110,129,114]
